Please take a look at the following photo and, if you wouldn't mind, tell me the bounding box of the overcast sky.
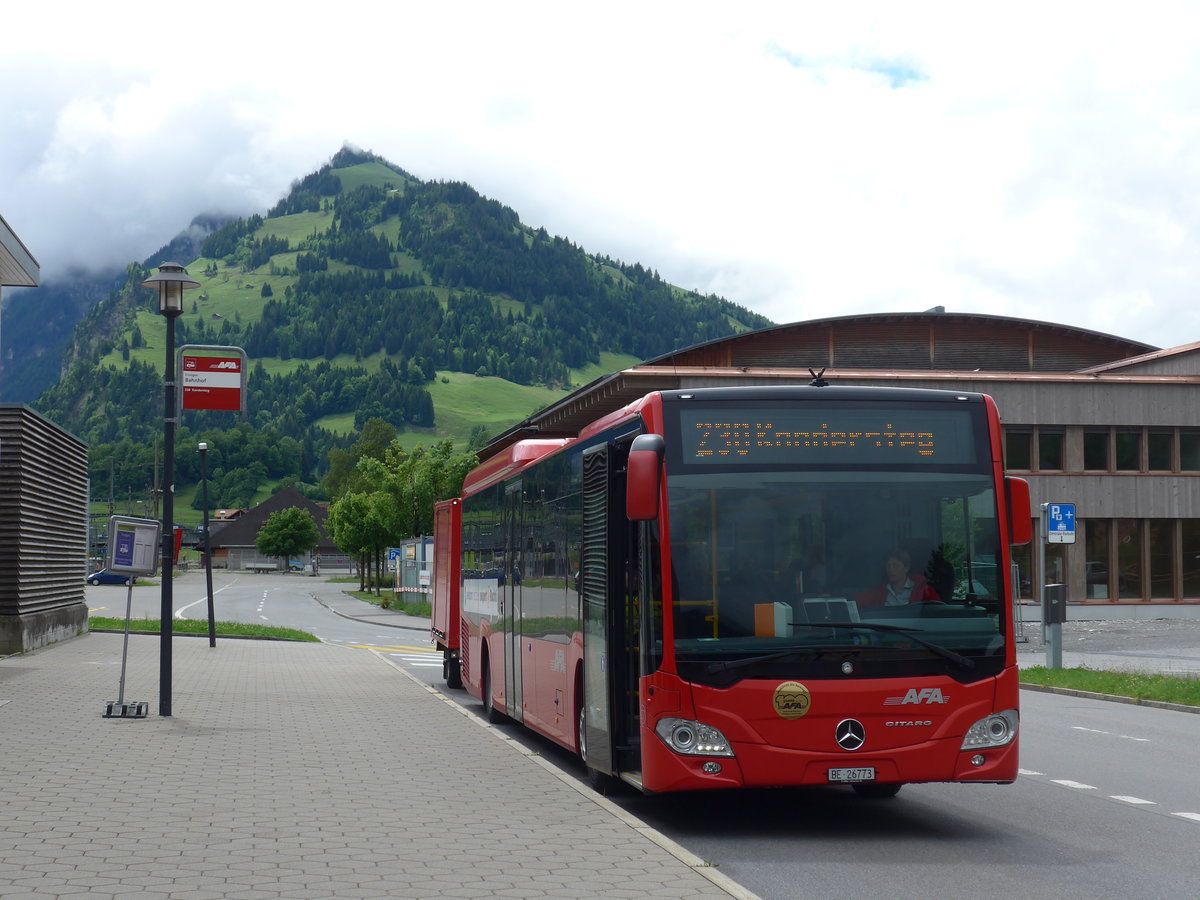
[5,2,1200,350]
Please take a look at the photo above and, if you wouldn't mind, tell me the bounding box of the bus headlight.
[961,709,1019,749]
[654,717,735,757]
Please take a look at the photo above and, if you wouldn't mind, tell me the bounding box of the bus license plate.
[828,767,875,783]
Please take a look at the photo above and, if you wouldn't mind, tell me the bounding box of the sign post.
[1040,503,1075,669]
[102,516,161,719]
[178,345,248,417]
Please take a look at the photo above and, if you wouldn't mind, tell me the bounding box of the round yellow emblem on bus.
[772,681,811,720]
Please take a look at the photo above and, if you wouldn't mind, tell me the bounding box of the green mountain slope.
[35,146,772,509]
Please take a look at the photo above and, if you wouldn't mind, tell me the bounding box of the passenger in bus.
[855,549,941,607]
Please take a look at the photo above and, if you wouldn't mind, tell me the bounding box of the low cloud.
[5,5,1200,350]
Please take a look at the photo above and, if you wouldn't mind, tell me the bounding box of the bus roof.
[461,437,574,497]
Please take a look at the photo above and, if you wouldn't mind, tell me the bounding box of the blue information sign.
[1047,503,1076,544]
[107,515,162,575]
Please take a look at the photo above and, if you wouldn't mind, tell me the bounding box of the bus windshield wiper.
[793,621,975,670]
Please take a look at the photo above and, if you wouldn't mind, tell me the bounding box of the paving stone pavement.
[0,634,756,900]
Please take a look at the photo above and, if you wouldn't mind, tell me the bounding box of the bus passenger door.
[579,442,641,780]
[504,482,523,722]
[580,445,614,776]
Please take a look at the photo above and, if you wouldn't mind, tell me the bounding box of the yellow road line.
[345,642,437,654]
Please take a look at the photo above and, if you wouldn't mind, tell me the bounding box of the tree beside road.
[255,506,320,569]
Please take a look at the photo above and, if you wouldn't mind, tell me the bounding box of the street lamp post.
[198,441,216,647]
[141,262,200,717]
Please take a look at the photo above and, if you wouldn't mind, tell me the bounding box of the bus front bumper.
[639,732,1019,793]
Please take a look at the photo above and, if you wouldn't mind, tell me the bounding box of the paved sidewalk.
[0,634,756,900]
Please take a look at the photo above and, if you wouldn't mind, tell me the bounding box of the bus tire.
[577,703,615,794]
[443,653,462,690]
[852,782,902,799]
[481,654,502,724]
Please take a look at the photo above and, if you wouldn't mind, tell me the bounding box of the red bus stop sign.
[181,353,244,412]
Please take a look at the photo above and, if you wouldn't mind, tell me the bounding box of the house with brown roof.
[206,486,340,570]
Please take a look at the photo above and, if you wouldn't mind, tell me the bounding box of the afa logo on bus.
[772,681,812,719]
[884,687,949,705]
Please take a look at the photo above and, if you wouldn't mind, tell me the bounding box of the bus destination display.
[679,406,977,465]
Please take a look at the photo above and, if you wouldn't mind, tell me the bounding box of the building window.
[1115,430,1141,471]
[1084,429,1109,471]
[1184,520,1200,598]
[1181,431,1200,472]
[1148,519,1175,599]
[1085,519,1110,599]
[1038,430,1064,471]
[1148,431,1173,471]
[1116,518,1142,599]
[1004,428,1032,470]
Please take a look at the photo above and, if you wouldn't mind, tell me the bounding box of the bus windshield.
[665,469,1005,686]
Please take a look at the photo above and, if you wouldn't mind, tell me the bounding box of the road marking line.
[1072,726,1150,742]
[347,642,436,653]
[1019,768,1043,776]
[173,583,236,618]
[1051,780,1097,790]
[1110,795,1156,805]
[1174,812,1200,823]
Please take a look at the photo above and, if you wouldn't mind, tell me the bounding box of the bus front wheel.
[577,704,614,794]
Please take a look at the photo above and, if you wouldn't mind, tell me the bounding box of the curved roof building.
[486,308,1200,612]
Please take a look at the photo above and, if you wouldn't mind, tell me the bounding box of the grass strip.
[89,616,319,642]
[345,591,431,617]
[1020,666,1200,707]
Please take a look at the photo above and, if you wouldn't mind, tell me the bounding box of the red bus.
[433,384,1032,796]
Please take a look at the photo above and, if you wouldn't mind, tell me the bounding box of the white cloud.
[4,2,1200,349]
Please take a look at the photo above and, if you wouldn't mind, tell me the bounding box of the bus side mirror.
[1006,476,1032,545]
[626,434,665,521]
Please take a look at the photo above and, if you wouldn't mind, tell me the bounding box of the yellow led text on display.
[691,421,936,458]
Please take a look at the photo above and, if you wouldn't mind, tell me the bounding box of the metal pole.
[1038,503,1047,645]
[1039,503,1063,669]
[160,313,175,717]
[117,579,135,705]
[200,445,216,647]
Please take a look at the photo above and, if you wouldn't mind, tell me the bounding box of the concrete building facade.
[0,405,89,653]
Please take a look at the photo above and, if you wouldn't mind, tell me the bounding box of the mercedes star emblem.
[835,718,866,751]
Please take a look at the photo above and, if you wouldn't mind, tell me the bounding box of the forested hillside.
[34,147,773,513]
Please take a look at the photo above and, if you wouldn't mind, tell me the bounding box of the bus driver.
[855,549,941,608]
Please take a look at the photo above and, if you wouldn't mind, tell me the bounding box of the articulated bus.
[432,384,1032,796]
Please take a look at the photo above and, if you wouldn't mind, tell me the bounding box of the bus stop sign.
[1046,503,1076,544]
